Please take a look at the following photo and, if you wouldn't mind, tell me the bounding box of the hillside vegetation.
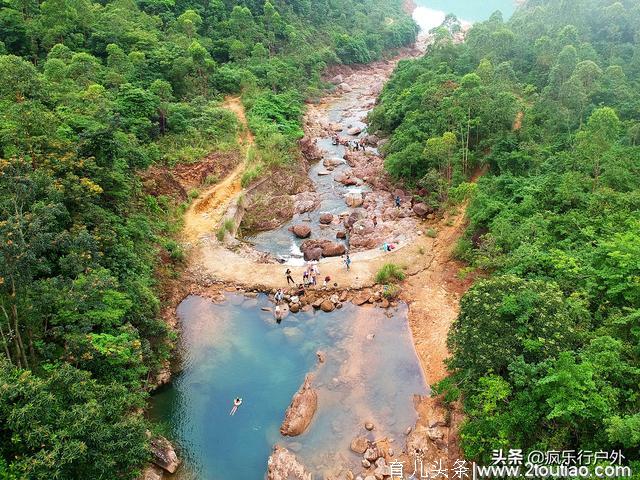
[371,0,640,466]
[0,0,416,478]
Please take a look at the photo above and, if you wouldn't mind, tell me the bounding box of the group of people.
[284,261,334,293]
[332,135,367,152]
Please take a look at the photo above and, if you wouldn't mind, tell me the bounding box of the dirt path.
[182,97,251,243]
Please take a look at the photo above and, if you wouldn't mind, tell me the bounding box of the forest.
[370,0,640,469]
[0,0,416,478]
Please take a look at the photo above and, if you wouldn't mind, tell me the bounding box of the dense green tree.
[375,0,640,464]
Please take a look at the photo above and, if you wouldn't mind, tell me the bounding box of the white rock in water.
[345,192,364,208]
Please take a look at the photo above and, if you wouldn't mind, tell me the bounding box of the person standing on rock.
[285,268,295,285]
[343,254,351,271]
[395,195,402,209]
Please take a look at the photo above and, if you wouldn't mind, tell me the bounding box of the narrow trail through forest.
[182,97,251,243]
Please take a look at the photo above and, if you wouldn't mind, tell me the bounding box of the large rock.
[267,446,312,480]
[350,436,370,454]
[338,82,352,92]
[280,374,318,436]
[335,171,359,186]
[344,212,359,230]
[319,213,334,225]
[365,134,380,146]
[320,299,335,312]
[140,466,164,480]
[303,246,323,261]
[413,202,433,217]
[323,157,344,168]
[149,436,180,474]
[352,292,370,306]
[347,126,362,135]
[364,446,381,462]
[322,241,346,257]
[345,192,364,208]
[290,224,311,238]
[294,191,320,214]
[301,240,345,259]
[330,74,343,85]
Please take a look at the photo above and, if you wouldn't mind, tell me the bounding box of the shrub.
[425,228,437,238]
[204,173,219,186]
[241,165,263,187]
[382,284,401,299]
[375,263,406,284]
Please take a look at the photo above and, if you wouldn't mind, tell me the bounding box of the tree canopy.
[371,0,640,467]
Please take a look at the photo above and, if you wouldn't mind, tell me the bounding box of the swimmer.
[230,397,242,416]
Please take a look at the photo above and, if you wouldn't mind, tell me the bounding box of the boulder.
[374,466,391,479]
[352,293,370,306]
[303,246,323,261]
[301,239,345,258]
[336,231,346,239]
[149,436,180,474]
[319,213,334,225]
[267,446,312,480]
[289,303,300,313]
[323,157,344,168]
[316,351,326,363]
[347,126,362,135]
[412,203,433,217]
[365,421,375,431]
[322,242,346,257]
[291,224,311,238]
[280,374,318,436]
[364,446,381,462]
[350,436,370,454]
[330,74,343,85]
[320,300,335,312]
[365,134,380,146]
[294,192,320,214]
[344,212,359,230]
[338,82,352,92]
[141,466,164,480]
[345,192,364,208]
[335,171,359,186]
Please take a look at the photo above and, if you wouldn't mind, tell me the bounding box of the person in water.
[274,288,284,304]
[230,397,242,416]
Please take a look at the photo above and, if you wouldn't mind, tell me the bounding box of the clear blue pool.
[149,294,428,479]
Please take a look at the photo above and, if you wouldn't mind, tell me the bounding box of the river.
[150,3,519,477]
[413,0,517,31]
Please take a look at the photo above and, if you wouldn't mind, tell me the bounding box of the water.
[150,294,428,479]
[246,84,373,263]
[414,0,518,31]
